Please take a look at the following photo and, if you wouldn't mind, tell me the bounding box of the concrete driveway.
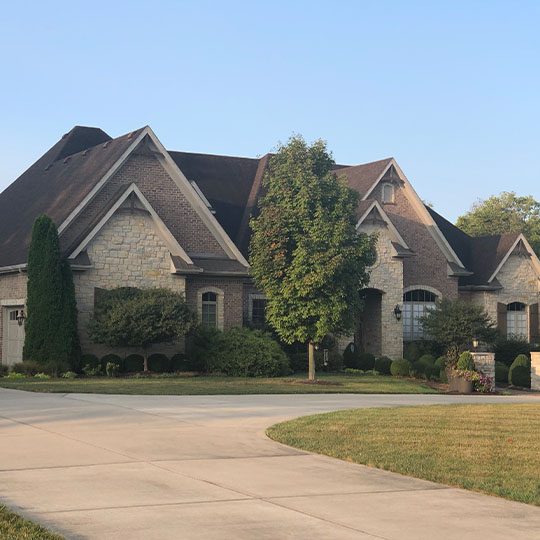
[1,388,539,539]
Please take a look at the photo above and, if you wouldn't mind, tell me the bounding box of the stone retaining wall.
[471,352,495,392]
[531,352,540,391]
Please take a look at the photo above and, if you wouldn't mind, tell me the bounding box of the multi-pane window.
[251,298,267,327]
[382,183,395,203]
[402,289,437,340]
[201,292,218,329]
[507,302,527,339]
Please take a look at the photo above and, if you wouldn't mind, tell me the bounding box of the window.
[507,302,527,339]
[402,289,437,340]
[201,292,218,329]
[251,298,267,327]
[382,183,395,203]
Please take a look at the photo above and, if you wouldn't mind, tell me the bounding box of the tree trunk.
[143,348,148,372]
[308,341,315,380]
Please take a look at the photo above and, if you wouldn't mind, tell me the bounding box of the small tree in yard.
[249,135,376,380]
[89,288,195,371]
[419,299,496,366]
[23,215,80,371]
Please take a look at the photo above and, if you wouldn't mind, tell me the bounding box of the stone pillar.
[531,352,540,391]
[471,352,495,392]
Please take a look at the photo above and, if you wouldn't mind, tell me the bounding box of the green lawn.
[0,505,65,540]
[0,373,437,395]
[267,403,540,505]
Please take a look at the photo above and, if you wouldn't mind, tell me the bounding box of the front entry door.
[3,307,25,366]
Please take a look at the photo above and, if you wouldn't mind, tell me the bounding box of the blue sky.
[1,1,539,222]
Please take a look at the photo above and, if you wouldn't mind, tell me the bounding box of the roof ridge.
[168,149,261,161]
[333,157,393,171]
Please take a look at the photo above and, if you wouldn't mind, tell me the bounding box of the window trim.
[248,294,267,326]
[381,182,395,204]
[402,287,440,341]
[507,302,528,339]
[197,287,224,330]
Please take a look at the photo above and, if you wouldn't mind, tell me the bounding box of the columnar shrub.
[390,359,411,377]
[343,343,361,369]
[509,354,531,387]
[510,365,531,388]
[457,351,475,371]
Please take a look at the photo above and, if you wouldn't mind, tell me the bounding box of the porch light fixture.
[472,337,479,349]
[17,309,26,327]
[393,304,402,322]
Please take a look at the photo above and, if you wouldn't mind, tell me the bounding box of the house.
[1,125,539,365]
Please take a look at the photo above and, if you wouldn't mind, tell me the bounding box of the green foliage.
[204,327,290,377]
[343,343,361,369]
[409,361,425,379]
[170,353,190,372]
[90,287,196,370]
[123,354,144,373]
[5,372,25,378]
[424,364,440,381]
[100,354,122,371]
[494,335,531,367]
[23,215,80,370]
[0,365,8,377]
[80,354,99,370]
[495,362,509,383]
[457,351,475,371]
[439,368,448,383]
[82,364,102,376]
[249,135,376,352]
[34,372,51,379]
[11,361,41,376]
[189,326,222,372]
[326,352,344,372]
[510,365,531,388]
[62,371,78,379]
[419,354,435,366]
[509,354,531,387]
[419,299,495,364]
[105,362,120,377]
[404,342,420,362]
[390,359,411,377]
[435,356,447,369]
[456,192,540,257]
[374,356,393,375]
[148,354,170,373]
[358,352,375,371]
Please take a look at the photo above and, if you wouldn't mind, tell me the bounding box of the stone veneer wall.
[337,222,404,360]
[531,352,540,391]
[73,209,186,358]
[463,252,540,337]
[471,352,495,391]
[0,273,28,364]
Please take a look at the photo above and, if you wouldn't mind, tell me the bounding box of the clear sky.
[1,1,539,222]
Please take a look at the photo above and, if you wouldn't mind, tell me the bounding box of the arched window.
[382,183,395,203]
[402,289,437,340]
[507,302,527,338]
[201,292,217,328]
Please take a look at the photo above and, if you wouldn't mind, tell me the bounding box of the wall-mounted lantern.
[17,309,26,327]
[393,304,402,322]
[472,337,479,349]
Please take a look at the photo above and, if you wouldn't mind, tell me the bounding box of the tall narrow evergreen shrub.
[23,215,80,369]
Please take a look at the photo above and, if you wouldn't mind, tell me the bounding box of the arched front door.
[2,307,25,366]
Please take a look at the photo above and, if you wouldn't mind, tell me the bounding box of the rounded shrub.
[188,326,222,372]
[390,359,411,377]
[509,354,531,386]
[404,342,420,362]
[409,361,426,379]
[419,354,435,367]
[123,354,144,373]
[327,352,344,372]
[435,356,447,370]
[148,353,169,373]
[358,352,375,371]
[510,365,531,388]
[424,364,439,381]
[374,356,392,375]
[343,343,361,369]
[80,354,99,369]
[170,353,190,372]
[457,351,475,371]
[495,362,509,384]
[207,327,290,377]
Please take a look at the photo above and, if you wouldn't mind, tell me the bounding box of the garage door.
[3,307,25,366]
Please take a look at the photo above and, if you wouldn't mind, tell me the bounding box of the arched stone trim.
[500,297,530,307]
[197,287,224,330]
[403,285,442,299]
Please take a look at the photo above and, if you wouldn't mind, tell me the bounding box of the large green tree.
[89,287,196,371]
[249,135,376,379]
[456,192,540,256]
[23,215,80,370]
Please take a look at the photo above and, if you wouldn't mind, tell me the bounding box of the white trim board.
[68,183,193,265]
[356,200,410,249]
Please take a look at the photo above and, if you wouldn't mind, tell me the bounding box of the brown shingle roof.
[0,126,146,267]
[333,158,393,198]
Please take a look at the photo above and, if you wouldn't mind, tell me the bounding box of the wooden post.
[308,341,315,380]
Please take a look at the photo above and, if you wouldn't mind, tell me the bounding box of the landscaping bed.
[0,373,438,395]
[267,403,540,505]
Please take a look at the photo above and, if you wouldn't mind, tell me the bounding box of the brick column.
[531,352,540,391]
[471,352,495,392]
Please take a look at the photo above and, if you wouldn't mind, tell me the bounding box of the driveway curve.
[1,388,539,539]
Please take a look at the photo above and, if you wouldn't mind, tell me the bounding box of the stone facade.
[531,352,540,391]
[73,209,187,357]
[0,273,28,364]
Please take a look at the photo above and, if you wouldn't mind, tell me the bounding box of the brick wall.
[61,152,227,257]
[371,183,458,300]
[0,273,28,364]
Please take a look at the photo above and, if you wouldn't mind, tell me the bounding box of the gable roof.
[0,126,146,267]
[333,158,394,198]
